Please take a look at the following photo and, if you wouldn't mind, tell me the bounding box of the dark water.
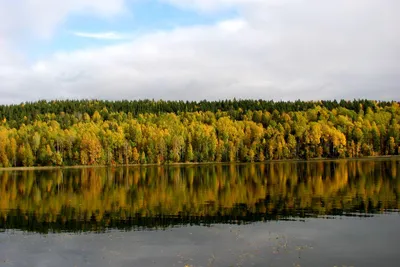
[0,160,399,267]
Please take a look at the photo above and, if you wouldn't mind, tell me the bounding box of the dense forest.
[0,99,399,167]
[1,161,398,233]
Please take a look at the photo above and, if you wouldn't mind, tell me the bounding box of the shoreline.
[0,155,399,171]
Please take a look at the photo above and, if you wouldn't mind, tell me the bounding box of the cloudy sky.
[0,0,399,104]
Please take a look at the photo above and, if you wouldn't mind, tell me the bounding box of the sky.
[0,0,399,104]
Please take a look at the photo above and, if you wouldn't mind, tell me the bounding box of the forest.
[0,99,399,167]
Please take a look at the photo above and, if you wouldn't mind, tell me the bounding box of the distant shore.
[1,155,399,171]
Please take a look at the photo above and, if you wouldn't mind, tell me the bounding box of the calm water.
[0,160,399,267]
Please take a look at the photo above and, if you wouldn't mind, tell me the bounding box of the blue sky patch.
[24,0,238,61]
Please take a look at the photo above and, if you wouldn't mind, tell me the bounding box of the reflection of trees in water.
[0,160,399,233]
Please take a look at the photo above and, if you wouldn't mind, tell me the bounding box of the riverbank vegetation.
[0,99,399,167]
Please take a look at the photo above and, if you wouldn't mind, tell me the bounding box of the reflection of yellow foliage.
[0,160,398,223]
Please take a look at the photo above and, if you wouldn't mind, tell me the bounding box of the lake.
[0,159,399,267]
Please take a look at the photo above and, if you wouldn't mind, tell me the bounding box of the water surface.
[0,160,399,266]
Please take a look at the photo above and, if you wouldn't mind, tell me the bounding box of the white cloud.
[0,0,126,39]
[0,0,399,104]
[0,0,127,103]
[72,31,130,40]
[160,0,301,12]
[217,19,247,32]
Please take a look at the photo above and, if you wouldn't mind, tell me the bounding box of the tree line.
[0,99,399,167]
[0,99,395,128]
